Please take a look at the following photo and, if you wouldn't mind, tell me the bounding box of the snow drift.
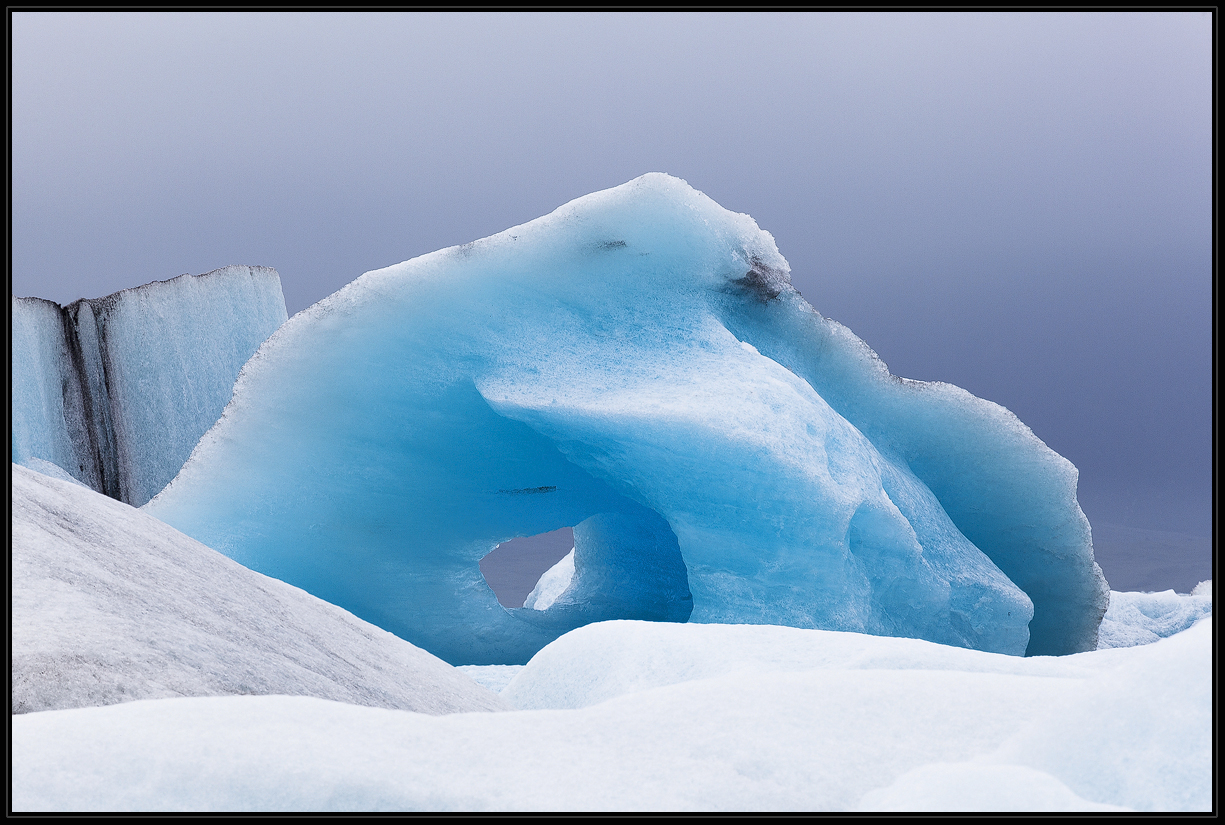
[11,463,508,715]
[12,617,1210,812]
[11,266,288,506]
[143,174,1108,663]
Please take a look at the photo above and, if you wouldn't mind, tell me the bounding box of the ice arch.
[145,174,1107,663]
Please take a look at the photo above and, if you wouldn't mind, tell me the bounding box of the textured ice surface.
[524,549,575,610]
[1095,584,1212,649]
[11,266,287,506]
[456,665,525,694]
[11,619,1209,812]
[145,174,1106,663]
[11,297,83,483]
[11,463,508,715]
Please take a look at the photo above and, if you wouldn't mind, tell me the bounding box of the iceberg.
[11,266,288,506]
[1095,583,1213,649]
[144,174,1108,663]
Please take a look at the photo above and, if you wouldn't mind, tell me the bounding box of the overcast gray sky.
[10,12,1212,537]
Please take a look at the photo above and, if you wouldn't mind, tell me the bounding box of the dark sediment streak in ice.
[11,266,287,506]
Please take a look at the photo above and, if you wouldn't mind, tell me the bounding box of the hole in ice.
[479,526,575,608]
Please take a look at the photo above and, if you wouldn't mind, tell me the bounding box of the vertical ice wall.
[11,297,94,486]
[11,266,287,506]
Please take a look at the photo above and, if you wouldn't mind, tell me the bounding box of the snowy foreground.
[10,464,1212,812]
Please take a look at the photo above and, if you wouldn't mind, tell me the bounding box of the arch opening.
[480,526,576,608]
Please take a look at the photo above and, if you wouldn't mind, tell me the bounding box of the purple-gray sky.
[10,12,1212,537]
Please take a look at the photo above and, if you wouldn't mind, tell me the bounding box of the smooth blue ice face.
[145,174,1107,663]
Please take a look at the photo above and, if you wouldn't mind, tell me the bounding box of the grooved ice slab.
[11,266,287,505]
[144,174,1107,663]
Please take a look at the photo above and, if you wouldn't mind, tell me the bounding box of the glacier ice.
[455,664,526,694]
[524,549,575,611]
[144,174,1108,663]
[11,463,508,715]
[11,266,287,506]
[11,296,89,489]
[1095,584,1213,649]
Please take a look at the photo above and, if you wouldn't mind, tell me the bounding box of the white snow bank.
[499,620,1101,711]
[858,763,1129,812]
[499,588,1212,709]
[12,616,1208,812]
[11,463,509,715]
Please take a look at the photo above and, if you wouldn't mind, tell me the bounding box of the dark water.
[1089,522,1213,594]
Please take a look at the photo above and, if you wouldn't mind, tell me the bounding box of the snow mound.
[11,463,509,715]
[500,620,1080,711]
[12,618,1209,812]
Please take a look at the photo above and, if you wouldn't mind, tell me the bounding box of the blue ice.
[143,175,1108,664]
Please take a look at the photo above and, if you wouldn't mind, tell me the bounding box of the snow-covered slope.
[12,617,1209,812]
[11,463,509,715]
[11,266,288,506]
